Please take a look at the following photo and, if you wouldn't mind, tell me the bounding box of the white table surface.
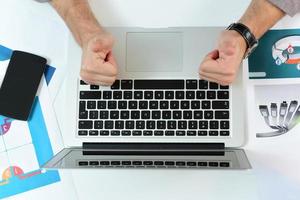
[1,0,300,200]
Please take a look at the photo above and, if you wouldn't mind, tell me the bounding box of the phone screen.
[0,51,46,120]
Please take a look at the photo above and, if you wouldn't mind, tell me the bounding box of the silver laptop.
[43,27,251,170]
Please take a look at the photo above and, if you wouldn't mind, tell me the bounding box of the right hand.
[80,31,118,86]
[199,30,247,85]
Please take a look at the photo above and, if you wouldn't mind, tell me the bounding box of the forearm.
[51,0,103,47]
[238,0,285,39]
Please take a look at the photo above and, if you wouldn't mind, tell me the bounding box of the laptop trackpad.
[126,32,183,72]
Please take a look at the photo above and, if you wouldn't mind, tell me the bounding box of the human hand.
[80,32,118,85]
[199,30,247,85]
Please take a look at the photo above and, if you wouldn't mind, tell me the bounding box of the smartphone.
[0,51,47,120]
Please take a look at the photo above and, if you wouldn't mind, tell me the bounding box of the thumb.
[203,49,219,61]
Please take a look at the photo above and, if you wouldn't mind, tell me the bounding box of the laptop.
[43,27,251,170]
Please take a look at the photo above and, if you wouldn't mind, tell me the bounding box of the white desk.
[1,0,300,199]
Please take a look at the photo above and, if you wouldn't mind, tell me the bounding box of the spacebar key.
[134,80,184,89]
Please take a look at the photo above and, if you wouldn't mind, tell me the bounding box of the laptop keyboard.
[78,79,230,137]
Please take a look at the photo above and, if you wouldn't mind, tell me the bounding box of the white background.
[1,0,300,200]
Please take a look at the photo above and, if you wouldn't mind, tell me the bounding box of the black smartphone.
[0,51,47,120]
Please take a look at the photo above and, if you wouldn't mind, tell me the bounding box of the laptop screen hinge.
[82,142,225,156]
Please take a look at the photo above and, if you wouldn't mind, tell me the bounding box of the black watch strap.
[227,23,258,58]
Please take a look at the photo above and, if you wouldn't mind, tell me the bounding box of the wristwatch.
[227,23,258,58]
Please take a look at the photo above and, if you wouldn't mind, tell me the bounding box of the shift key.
[212,101,229,109]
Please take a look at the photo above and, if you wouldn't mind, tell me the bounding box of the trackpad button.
[126,32,183,72]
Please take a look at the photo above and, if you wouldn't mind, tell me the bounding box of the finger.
[80,69,116,85]
[199,73,220,84]
[199,71,233,85]
[83,61,118,77]
[203,49,219,62]
[105,51,118,66]
[200,58,234,75]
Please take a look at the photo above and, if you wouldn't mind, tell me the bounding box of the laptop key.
[209,82,218,89]
[120,111,130,119]
[175,91,184,99]
[194,111,203,119]
[157,121,166,129]
[152,111,161,119]
[136,121,145,129]
[212,101,229,109]
[149,101,159,109]
[202,101,211,109]
[124,91,133,99]
[186,91,195,99]
[139,101,148,109]
[144,91,153,99]
[108,101,117,109]
[79,120,93,129]
[111,130,121,136]
[220,131,230,136]
[134,91,143,99]
[173,111,182,119]
[97,101,106,109]
[217,91,229,99]
[165,91,174,99]
[111,161,121,166]
[141,111,151,119]
[110,111,119,119]
[105,121,114,129]
[154,161,164,166]
[207,91,216,99]
[199,121,208,129]
[125,121,134,129]
[89,161,99,166]
[215,111,229,119]
[132,130,142,136]
[191,101,200,109]
[78,130,88,136]
[146,121,155,129]
[79,111,88,119]
[100,161,109,165]
[178,121,187,129]
[186,79,197,89]
[79,101,86,112]
[129,101,138,109]
[181,101,190,109]
[80,91,101,99]
[220,85,229,89]
[199,80,208,89]
[198,130,208,136]
[154,130,164,136]
[204,111,214,119]
[94,121,103,129]
[176,131,186,136]
[90,85,99,90]
[220,162,230,167]
[162,111,171,119]
[122,161,132,165]
[143,130,153,136]
[209,131,218,136]
[100,130,109,136]
[111,80,120,89]
[165,131,175,136]
[196,91,205,99]
[89,130,98,136]
[154,91,164,99]
[209,121,219,129]
[80,80,87,85]
[198,162,208,167]
[113,91,122,99]
[102,91,112,99]
[78,161,88,166]
[118,101,127,109]
[209,162,219,167]
[183,111,192,119]
[131,111,140,119]
[99,111,109,119]
[187,162,197,166]
[115,121,124,129]
[121,80,133,89]
[187,131,196,136]
[160,101,169,109]
[188,121,198,129]
[167,121,176,129]
[220,120,230,129]
[121,130,131,136]
[170,101,180,109]
[89,111,98,119]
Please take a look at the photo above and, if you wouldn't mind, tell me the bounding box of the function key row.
[78,130,230,137]
[79,90,229,100]
[78,160,230,168]
[80,79,229,90]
